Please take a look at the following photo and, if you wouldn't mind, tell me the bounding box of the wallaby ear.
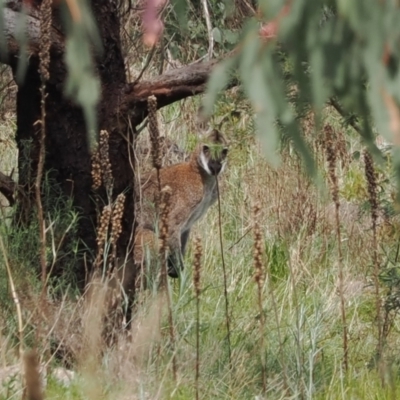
[206,129,228,146]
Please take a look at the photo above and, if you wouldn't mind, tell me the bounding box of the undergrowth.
[1,94,400,399]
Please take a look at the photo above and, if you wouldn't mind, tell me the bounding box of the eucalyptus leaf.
[171,0,189,32]
[212,27,222,44]
[203,56,237,116]
[15,6,28,84]
[223,29,238,45]
[201,0,400,195]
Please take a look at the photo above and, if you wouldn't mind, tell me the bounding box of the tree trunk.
[12,1,133,285]
[1,0,228,288]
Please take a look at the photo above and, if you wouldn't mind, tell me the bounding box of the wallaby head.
[197,129,229,176]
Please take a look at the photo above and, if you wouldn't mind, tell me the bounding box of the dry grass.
[1,94,400,399]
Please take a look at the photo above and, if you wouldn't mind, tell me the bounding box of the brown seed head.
[99,130,113,192]
[253,204,264,287]
[364,150,378,226]
[324,124,339,206]
[111,193,126,246]
[39,0,52,81]
[148,95,162,170]
[96,205,112,262]
[193,236,203,298]
[91,149,102,190]
[159,185,172,254]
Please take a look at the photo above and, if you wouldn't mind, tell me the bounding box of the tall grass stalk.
[158,186,177,382]
[193,236,202,400]
[37,0,53,290]
[325,124,348,370]
[267,248,289,393]
[0,234,24,373]
[253,204,266,395]
[364,151,382,360]
[216,177,232,370]
[148,95,162,193]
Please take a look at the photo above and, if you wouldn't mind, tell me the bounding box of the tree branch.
[0,170,16,206]
[122,56,238,124]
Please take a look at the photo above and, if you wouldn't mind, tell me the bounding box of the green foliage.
[168,0,243,61]
[14,5,29,84]
[0,173,81,304]
[341,165,367,201]
[266,240,289,281]
[205,1,400,194]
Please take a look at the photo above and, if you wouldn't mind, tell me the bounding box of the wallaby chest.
[183,177,217,231]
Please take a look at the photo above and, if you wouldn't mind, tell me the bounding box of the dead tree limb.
[122,56,238,125]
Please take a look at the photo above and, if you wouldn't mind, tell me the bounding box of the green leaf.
[15,6,28,85]
[258,0,286,19]
[203,56,237,116]
[245,63,280,166]
[171,0,189,32]
[212,27,222,44]
[223,29,239,45]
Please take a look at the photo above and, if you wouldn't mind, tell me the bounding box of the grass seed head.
[111,193,126,246]
[91,150,102,190]
[95,205,112,264]
[39,0,52,81]
[99,130,113,192]
[253,203,264,287]
[159,185,172,254]
[324,124,339,206]
[364,150,378,225]
[148,95,162,170]
[193,236,203,297]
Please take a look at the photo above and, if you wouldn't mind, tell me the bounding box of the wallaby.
[104,130,228,328]
[135,129,229,277]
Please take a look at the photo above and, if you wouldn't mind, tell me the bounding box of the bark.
[9,0,130,284]
[122,58,225,124]
[1,0,231,285]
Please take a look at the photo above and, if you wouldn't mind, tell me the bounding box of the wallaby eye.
[222,148,228,157]
[203,145,210,153]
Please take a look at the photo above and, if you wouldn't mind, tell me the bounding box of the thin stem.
[201,0,214,60]
[195,290,200,400]
[269,272,290,393]
[256,280,266,394]
[335,192,348,370]
[216,178,232,369]
[325,124,348,370]
[37,84,47,290]
[0,235,24,359]
[158,188,177,382]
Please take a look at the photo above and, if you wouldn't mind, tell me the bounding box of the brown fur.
[108,131,228,325]
[135,130,228,277]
